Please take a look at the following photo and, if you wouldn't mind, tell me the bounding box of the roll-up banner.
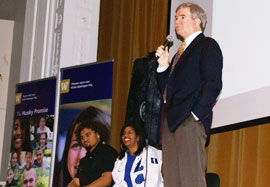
[52,61,113,187]
[6,77,56,187]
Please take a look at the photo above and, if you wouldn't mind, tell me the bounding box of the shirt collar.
[184,31,202,49]
[86,142,102,157]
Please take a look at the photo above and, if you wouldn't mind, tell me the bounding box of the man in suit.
[155,3,223,187]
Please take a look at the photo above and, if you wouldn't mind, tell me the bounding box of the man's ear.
[195,17,201,27]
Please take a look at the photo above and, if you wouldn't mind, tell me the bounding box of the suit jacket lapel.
[175,33,205,68]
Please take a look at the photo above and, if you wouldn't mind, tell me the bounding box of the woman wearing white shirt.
[37,116,52,139]
[112,124,164,187]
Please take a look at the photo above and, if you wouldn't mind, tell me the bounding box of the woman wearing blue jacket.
[112,124,163,187]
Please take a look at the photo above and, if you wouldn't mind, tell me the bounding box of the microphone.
[156,35,174,59]
[163,35,174,48]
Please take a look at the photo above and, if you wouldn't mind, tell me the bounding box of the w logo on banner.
[15,93,22,104]
[60,79,70,94]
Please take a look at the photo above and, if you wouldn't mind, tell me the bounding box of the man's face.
[13,119,24,150]
[25,152,32,168]
[23,169,37,187]
[80,128,100,152]
[36,150,43,165]
[175,7,200,39]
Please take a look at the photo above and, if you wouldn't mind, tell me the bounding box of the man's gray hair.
[176,2,207,31]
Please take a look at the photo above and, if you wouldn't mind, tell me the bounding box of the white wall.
[60,0,100,68]
[0,19,14,176]
[20,0,101,81]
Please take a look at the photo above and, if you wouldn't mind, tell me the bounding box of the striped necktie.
[170,41,186,74]
[163,41,186,103]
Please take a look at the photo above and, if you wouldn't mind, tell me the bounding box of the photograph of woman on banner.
[11,118,31,173]
[112,124,164,187]
[10,151,20,169]
[36,132,48,151]
[37,116,52,140]
[8,151,20,184]
[54,106,111,187]
[11,118,31,154]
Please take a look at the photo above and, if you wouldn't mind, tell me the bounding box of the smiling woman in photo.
[37,132,48,151]
[11,119,31,153]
